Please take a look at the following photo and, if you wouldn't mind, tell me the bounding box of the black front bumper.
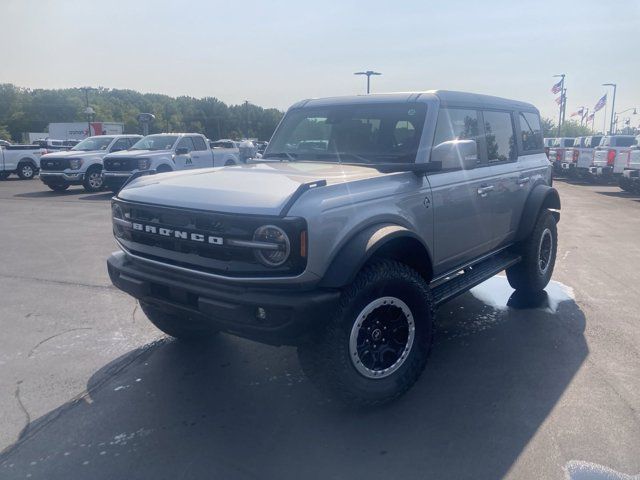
[107,251,340,345]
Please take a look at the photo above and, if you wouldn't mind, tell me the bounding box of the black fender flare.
[515,185,561,242]
[319,223,433,288]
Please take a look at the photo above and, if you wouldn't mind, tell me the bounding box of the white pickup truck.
[589,135,637,180]
[102,133,237,192]
[619,135,640,192]
[39,135,142,192]
[0,144,44,180]
[548,137,575,174]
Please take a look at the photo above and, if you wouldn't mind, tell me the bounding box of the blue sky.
[2,0,639,128]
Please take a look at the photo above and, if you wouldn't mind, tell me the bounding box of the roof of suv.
[291,90,538,112]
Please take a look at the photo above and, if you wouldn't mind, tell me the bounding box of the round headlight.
[253,225,290,267]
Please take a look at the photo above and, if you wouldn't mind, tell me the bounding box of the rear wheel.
[297,260,434,407]
[156,165,172,173]
[17,162,35,179]
[506,209,558,294]
[82,166,103,192]
[139,301,219,341]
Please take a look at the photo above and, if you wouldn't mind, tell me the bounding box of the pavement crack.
[0,273,114,291]
[28,328,93,358]
[13,382,31,438]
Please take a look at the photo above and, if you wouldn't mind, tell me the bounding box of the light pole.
[80,87,96,137]
[354,71,382,94]
[614,107,637,134]
[553,74,565,136]
[602,83,617,134]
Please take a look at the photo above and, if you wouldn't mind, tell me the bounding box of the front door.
[174,137,195,170]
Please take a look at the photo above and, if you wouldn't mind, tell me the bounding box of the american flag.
[586,113,595,122]
[555,96,563,105]
[594,94,607,112]
[551,80,563,94]
[570,107,584,117]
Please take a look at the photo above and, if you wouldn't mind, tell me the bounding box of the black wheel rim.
[349,296,415,379]
[538,228,553,274]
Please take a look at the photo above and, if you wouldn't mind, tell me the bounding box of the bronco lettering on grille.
[131,222,224,245]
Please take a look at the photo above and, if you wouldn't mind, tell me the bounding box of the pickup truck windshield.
[264,103,427,164]
[130,135,179,151]
[72,137,115,151]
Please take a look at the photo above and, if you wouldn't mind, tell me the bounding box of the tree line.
[0,84,284,142]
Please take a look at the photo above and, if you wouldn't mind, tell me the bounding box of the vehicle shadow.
[13,189,82,198]
[0,279,588,480]
[596,190,640,199]
[77,192,115,201]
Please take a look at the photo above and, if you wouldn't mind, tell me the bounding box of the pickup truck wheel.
[139,301,219,341]
[46,183,69,192]
[224,159,236,166]
[507,209,557,294]
[297,259,434,407]
[82,166,103,192]
[17,162,35,179]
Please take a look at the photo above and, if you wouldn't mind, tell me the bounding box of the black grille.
[40,158,71,171]
[113,200,307,277]
[105,157,137,171]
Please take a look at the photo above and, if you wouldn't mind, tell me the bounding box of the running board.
[431,251,521,307]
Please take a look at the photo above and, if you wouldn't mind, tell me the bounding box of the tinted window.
[519,112,543,151]
[584,136,602,148]
[562,139,574,147]
[111,138,130,152]
[601,137,610,146]
[433,108,480,146]
[177,137,195,152]
[192,136,208,151]
[266,103,428,164]
[483,111,516,162]
[615,137,635,147]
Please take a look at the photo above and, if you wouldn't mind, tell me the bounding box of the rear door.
[429,107,496,272]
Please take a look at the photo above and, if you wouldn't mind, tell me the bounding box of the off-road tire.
[82,166,103,192]
[297,259,434,408]
[506,209,558,294]
[46,183,70,192]
[139,301,219,341]
[156,165,172,173]
[17,161,35,180]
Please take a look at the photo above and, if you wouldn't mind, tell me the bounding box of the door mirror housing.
[175,147,189,155]
[430,139,478,170]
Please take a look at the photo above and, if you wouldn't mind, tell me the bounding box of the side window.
[482,111,516,162]
[111,138,130,152]
[433,108,480,146]
[192,136,208,151]
[518,112,543,152]
[176,137,195,153]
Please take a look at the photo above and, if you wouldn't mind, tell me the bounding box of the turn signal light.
[607,149,616,166]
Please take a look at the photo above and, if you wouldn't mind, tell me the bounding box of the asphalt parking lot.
[1,177,639,480]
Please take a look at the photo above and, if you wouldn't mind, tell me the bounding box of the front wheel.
[46,183,70,192]
[83,167,103,192]
[297,260,434,407]
[139,301,219,341]
[506,209,558,294]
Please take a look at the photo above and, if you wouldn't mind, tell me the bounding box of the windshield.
[264,103,427,164]
[130,135,179,151]
[71,136,115,151]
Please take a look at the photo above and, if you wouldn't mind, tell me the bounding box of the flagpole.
[554,74,565,136]
[603,101,607,134]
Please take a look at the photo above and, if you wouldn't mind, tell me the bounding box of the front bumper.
[102,171,132,190]
[40,171,85,184]
[107,251,341,346]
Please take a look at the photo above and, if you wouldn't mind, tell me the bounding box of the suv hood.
[117,161,385,216]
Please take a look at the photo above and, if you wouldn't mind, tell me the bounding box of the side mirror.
[175,147,189,155]
[430,139,478,170]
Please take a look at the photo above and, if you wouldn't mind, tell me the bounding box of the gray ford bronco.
[107,91,560,406]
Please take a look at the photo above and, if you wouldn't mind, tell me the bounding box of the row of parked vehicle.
[0,135,268,192]
[545,134,640,192]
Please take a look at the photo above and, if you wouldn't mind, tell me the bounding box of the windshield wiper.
[262,152,298,161]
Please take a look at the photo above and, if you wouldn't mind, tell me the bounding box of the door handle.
[477,185,494,197]
[517,177,530,185]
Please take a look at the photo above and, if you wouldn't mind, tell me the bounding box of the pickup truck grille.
[40,158,71,170]
[104,157,137,171]
[112,200,307,277]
